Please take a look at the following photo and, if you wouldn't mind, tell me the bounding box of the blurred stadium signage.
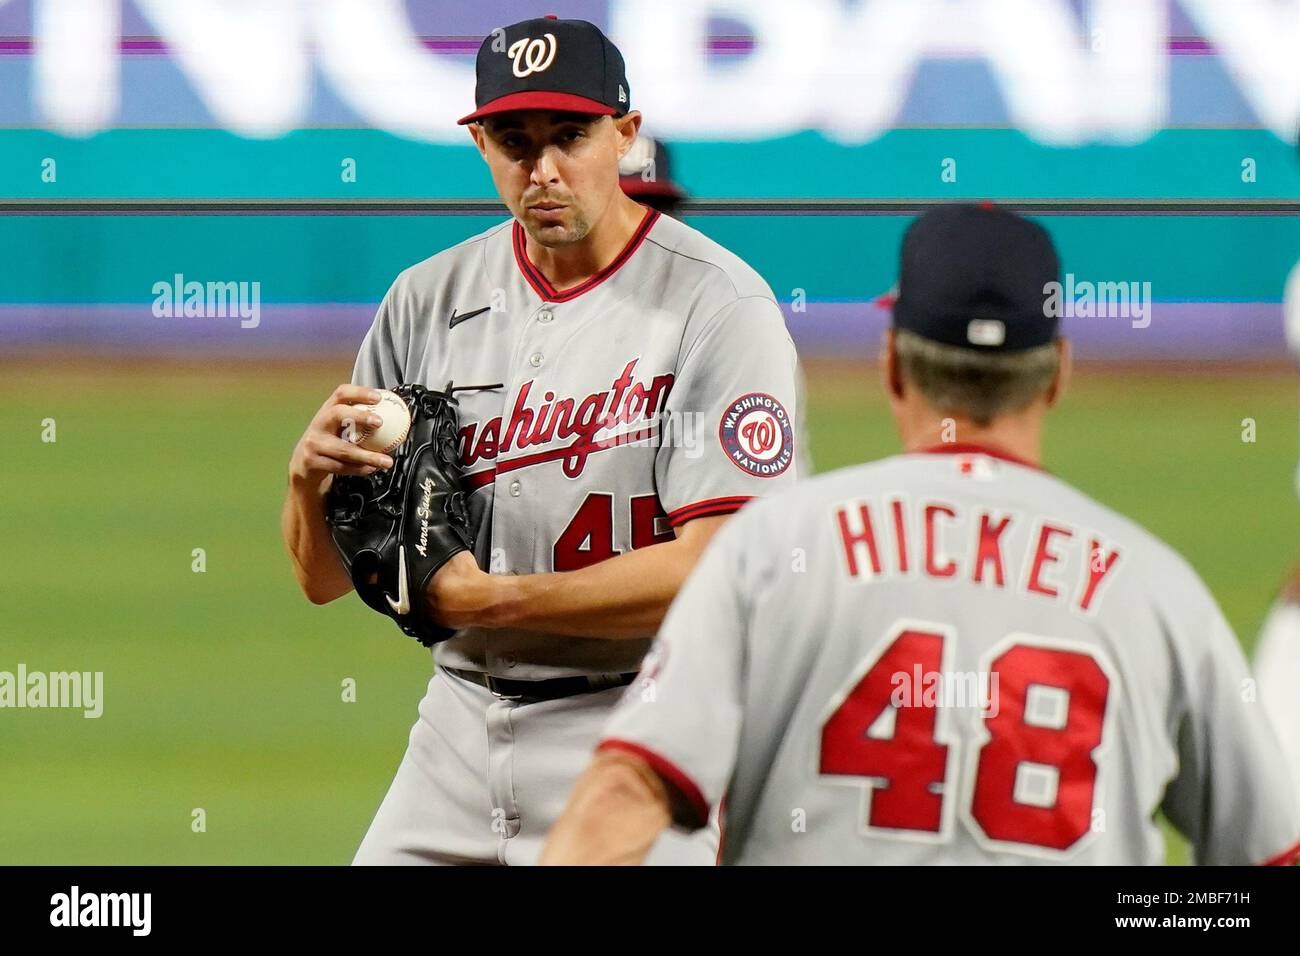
[29,0,1300,143]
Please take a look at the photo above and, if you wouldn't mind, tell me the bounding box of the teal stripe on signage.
[0,214,1295,304]
[678,129,1300,200]
[1,128,1298,199]
[0,129,491,199]
[0,215,503,303]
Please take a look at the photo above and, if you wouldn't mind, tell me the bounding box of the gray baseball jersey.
[601,445,1300,865]
[353,208,801,678]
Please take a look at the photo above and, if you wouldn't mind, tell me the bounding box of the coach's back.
[626,445,1299,864]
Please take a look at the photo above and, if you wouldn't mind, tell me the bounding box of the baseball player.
[281,15,800,865]
[543,205,1300,866]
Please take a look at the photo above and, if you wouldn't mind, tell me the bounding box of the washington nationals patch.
[719,392,794,477]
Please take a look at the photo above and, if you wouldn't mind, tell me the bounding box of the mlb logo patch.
[957,456,996,480]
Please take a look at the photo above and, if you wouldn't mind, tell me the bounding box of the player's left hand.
[426,551,500,629]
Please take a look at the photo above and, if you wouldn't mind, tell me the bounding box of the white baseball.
[346,390,411,454]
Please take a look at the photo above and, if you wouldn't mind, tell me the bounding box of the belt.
[441,666,638,704]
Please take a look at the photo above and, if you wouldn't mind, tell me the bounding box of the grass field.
[1,357,1296,865]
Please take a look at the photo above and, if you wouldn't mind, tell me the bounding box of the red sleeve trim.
[597,738,710,830]
[1258,836,1300,866]
[716,793,728,865]
[667,495,754,528]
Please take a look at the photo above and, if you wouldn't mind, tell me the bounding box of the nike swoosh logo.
[449,306,491,329]
[385,546,411,615]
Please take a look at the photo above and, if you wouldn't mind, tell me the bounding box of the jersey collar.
[512,205,660,303]
[917,442,1043,471]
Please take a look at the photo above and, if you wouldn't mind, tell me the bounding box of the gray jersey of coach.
[602,451,1300,865]
[352,211,800,678]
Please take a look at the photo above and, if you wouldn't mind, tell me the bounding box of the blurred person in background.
[618,134,687,218]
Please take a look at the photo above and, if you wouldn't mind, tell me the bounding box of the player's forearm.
[281,474,353,605]
[485,516,728,638]
[540,753,672,865]
[494,542,691,637]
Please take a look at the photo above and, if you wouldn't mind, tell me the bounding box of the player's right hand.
[288,385,396,484]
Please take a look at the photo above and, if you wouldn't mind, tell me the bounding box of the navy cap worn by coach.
[892,204,1062,352]
[458,16,630,125]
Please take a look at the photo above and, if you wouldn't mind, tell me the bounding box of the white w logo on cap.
[508,34,558,77]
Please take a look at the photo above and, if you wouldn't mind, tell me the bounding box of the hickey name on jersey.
[833,496,1123,614]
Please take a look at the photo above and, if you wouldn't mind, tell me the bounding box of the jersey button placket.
[528,305,553,368]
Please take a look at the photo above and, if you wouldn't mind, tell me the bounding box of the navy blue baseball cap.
[892,204,1061,352]
[459,16,630,125]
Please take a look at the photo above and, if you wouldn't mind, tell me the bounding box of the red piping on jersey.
[667,495,754,527]
[512,205,660,303]
[1258,835,1300,866]
[598,738,710,830]
[918,442,1042,471]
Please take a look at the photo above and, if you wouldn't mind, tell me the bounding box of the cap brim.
[458,91,618,125]
[619,176,685,200]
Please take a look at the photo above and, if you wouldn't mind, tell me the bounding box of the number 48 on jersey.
[819,622,1113,854]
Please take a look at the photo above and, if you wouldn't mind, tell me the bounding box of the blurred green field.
[1,358,1296,865]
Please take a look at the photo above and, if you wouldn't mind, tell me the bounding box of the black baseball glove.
[325,383,474,647]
